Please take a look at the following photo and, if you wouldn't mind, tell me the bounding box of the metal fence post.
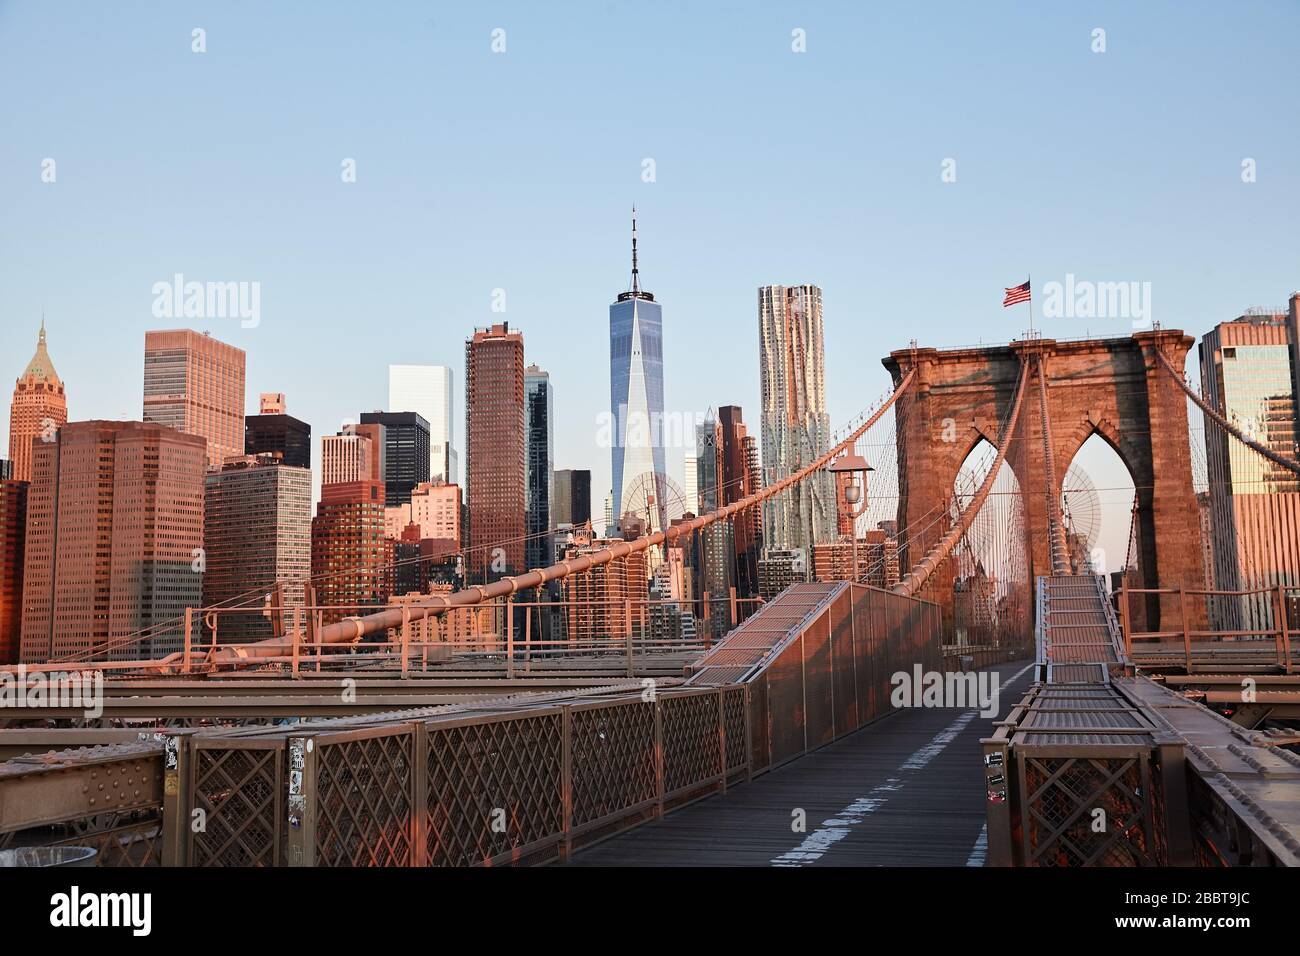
[286,735,318,867]
[560,705,573,862]
[743,684,754,783]
[654,695,665,818]
[717,688,727,794]
[981,735,1014,866]
[400,607,411,679]
[1179,584,1191,672]
[506,594,515,680]
[291,605,301,679]
[702,590,711,646]
[625,598,634,678]
[1275,584,1292,674]
[523,602,532,675]
[411,721,428,867]
[160,730,194,866]
[1155,735,1194,866]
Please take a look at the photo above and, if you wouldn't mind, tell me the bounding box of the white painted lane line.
[966,823,988,867]
[769,660,1034,868]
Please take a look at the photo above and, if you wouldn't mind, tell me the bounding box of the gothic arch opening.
[1061,432,1137,582]
[950,438,1030,647]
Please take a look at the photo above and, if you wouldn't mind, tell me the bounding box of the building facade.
[203,455,312,642]
[322,428,382,486]
[142,329,246,468]
[383,480,462,542]
[758,284,835,560]
[465,323,526,580]
[552,469,592,527]
[359,411,430,508]
[560,527,648,643]
[389,364,458,485]
[8,321,67,483]
[0,477,26,663]
[20,421,206,662]
[1199,293,1300,630]
[525,365,554,572]
[311,479,392,624]
[245,397,311,470]
[718,405,762,597]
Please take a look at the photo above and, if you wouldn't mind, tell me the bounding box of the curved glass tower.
[610,209,667,535]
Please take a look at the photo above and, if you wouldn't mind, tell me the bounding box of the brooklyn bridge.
[2,328,1297,868]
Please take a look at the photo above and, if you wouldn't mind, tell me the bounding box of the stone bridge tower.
[882,329,1203,639]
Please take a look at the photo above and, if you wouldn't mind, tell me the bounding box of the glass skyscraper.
[758,284,835,560]
[610,209,667,534]
[388,364,457,485]
[525,365,554,571]
[1199,294,1300,631]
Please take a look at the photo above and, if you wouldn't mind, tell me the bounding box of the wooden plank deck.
[569,659,1035,867]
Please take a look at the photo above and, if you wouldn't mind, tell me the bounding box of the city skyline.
[4,3,1297,522]
[2,1,1300,893]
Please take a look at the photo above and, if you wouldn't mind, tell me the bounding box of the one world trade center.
[609,208,668,536]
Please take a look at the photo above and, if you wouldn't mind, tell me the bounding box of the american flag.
[1003,280,1031,307]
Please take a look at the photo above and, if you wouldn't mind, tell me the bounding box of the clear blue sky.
[2,1,1297,566]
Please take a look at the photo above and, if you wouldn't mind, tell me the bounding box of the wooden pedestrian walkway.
[570,660,1035,866]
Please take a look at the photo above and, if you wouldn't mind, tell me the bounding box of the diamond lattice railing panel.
[722,688,747,772]
[192,747,281,867]
[1024,756,1154,866]
[426,713,564,867]
[54,814,161,867]
[661,694,722,794]
[315,733,414,867]
[570,702,657,828]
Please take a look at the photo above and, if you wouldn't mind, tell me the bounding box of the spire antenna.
[630,205,640,294]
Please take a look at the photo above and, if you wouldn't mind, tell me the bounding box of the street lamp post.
[828,454,874,584]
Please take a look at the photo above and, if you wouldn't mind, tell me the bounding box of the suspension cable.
[894,359,1030,597]
[1155,346,1300,477]
[182,370,918,667]
[1035,354,1071,574]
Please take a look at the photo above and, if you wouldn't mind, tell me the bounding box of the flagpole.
[1027,273,1034,337]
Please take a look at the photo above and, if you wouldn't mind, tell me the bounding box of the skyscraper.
[1199,292,1300,630]
[560,526,648,644]
[0,475,26,663]
[610,209,667,532]
[20,421,206,662]
[203,455,312,643]
[245,393,311,469]
[525,365,554,571]
[553,469,592,527]
[758,284,835,560]
[322,429,379,486]
[682,454,699,515]
[143,329,246,468]
[311,479,392,624]
[694,414,733,628]
[718,405,761,597]
[388,364,458,484]
[465,323,526,580]
[8,321,67,483]
[383,480,462,543]
[359,410,431,507]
